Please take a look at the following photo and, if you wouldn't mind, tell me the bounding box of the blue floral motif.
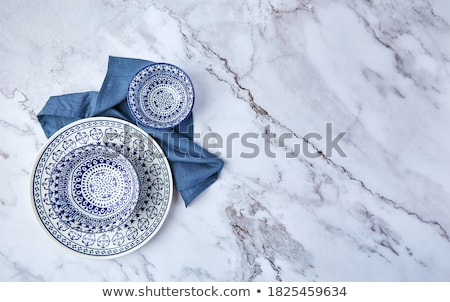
[48,208,58,219]
[146,206,158,220]
[133,139,145,151]
[152,178,164,191]
[97,234,110,248]
[143,150,154,162]
[126,227,138,240]
[57,221,70,231]
[45,162,54,175]
[151,192,163,206]
[82,233,96,246]
[68,229,82,240]
[43,193,51,205]
[42,177,49,190]
[150,164,161,176]
[75,131,89,144]
[118,131,131,145]
[90,128,103,141]
[138,218,149,231]
[112,232,125,246]
[52,149,63,162]
[105,128,118,140]
[62,139,76,150]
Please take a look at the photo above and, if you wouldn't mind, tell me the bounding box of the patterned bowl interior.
[48,144,140,233]
[128,63,194,129]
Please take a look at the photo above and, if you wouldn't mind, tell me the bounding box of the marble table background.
[1,0,450,281]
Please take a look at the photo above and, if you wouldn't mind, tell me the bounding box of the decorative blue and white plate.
[30,117,173,258]
[127,63,195,129]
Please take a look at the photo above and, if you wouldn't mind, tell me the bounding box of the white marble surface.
[1,0,450,281]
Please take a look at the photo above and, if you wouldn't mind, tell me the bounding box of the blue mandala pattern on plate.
[31,117,173,259]
[127,63,194,129]
[49,144,139,233]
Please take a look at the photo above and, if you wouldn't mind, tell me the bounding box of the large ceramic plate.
[30,117,173,258]
[127,63,194,129]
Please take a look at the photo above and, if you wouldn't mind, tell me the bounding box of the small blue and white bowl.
[127,63,195,129]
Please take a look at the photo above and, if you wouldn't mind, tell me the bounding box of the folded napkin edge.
[180,171,222,207]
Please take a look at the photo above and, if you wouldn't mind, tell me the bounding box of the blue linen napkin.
[37,56,224,206]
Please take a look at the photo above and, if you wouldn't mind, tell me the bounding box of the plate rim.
[29,116,174,259]
[127,62,195,129]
